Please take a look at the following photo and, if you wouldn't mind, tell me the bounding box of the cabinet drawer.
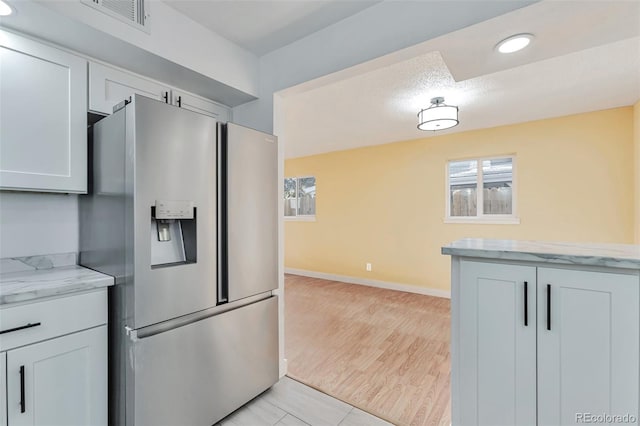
[0,289,107,351]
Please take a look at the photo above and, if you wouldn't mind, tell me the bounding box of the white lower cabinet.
[537,268,639,426]
[459,261,537,425]
[455,260,639,426]
[0,290,108,426]
[0,352,6,426]
[6,326,107,426]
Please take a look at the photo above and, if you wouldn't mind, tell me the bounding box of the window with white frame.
[446,156,517,222]
[284,176,316,219]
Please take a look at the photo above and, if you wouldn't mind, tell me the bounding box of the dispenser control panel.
[155,200,195,219]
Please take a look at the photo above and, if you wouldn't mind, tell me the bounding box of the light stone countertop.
[0,253,114,305]
[441,238,640,270]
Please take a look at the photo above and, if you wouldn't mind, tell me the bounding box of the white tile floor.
[216,377,393,426]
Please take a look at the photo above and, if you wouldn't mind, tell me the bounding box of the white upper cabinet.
[89,62,170,115]
[89,61,231,121]
[172,89,230,122]
[0,30,87,193]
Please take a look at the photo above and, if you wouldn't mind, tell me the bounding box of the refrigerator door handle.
[217,123,229,304]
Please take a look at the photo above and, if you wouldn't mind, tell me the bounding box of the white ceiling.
[164,0,380,56]
[280,1,640,158]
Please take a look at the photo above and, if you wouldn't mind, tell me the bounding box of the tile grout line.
[270,399,289,426]
[263,397,292,425]
[285,374,393,424]
[284,376,354,409]
[266,377,354,425]
[284,412,313,426]
[337,407,356,426]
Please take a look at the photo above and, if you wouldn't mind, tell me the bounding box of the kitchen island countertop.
[442,238,640,270]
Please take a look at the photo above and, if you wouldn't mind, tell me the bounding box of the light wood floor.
[284,274,451,426]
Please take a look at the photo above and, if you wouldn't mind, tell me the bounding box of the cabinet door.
[537,268,639,426]
[459,260,537,426]
[89,62,170,115]
[172,89,230,122]
[0,30,87,193]
[6,326,107,426]
[1,352,6,426]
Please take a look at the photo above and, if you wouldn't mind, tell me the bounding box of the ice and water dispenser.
[151,200,197,267]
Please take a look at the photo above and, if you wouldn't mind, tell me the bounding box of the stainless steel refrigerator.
[79,94,279,426]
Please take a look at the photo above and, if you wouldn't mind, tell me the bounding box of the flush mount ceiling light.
[496,33,534,54]
[0,0,12,16]
[417,97,459,131]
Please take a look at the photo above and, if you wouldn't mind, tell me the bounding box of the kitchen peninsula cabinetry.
[537,267,638,426]
[0,29,87,193]
[443,239,640,426]
[457,261,537,425]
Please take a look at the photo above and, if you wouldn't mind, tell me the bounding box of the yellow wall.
[635,100,640,243]
[285,107,636,292]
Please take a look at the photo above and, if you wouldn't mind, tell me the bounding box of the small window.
[446,156,518,223]
[284,176,316,220]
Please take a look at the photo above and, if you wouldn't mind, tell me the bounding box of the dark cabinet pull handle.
[547,284,551,331]
[162,92,169,103]
[524,281,528,326]
[177,96,182,107]
[0,322,41,335]
[19,365,25,413]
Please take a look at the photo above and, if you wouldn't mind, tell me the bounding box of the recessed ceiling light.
[496,33,534,54]
[0,0,13,16]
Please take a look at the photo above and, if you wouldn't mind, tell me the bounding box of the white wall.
[0,192,78,258]
[233,0,537,134]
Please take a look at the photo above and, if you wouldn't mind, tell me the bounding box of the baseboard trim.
[284,268,451,299]
[279,358,288,378]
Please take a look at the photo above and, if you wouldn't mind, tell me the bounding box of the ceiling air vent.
[81,0,149,32]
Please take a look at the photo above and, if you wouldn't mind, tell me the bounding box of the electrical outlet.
[366,262,372,272]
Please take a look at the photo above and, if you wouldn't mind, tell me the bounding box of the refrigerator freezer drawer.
[132,296,279,426]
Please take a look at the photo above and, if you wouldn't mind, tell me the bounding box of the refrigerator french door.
[218,122,279,304]
[130,94,217,329]
[80,95,279,426]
